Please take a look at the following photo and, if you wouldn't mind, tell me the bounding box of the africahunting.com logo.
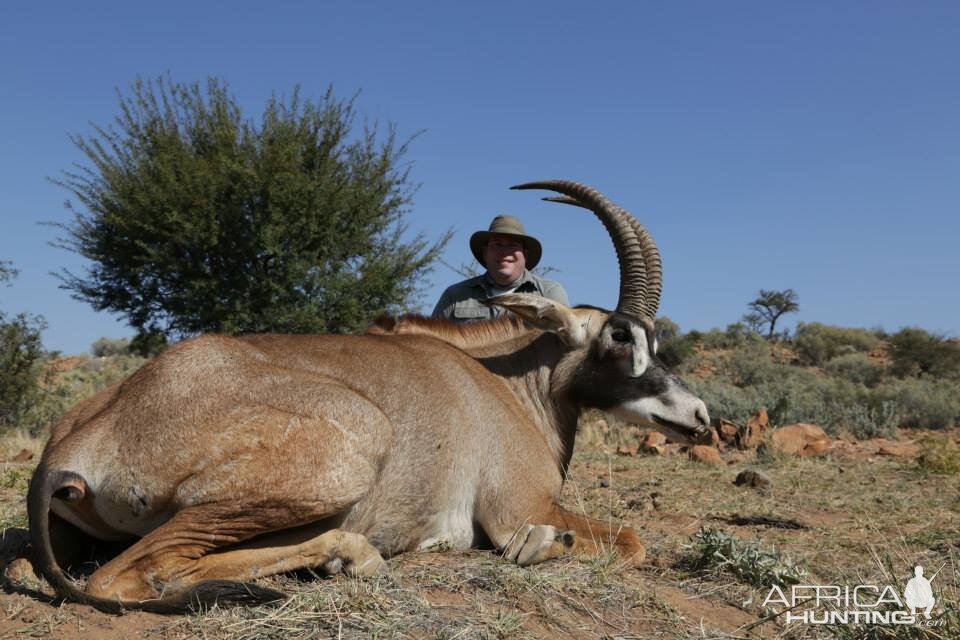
[762,564,946,627]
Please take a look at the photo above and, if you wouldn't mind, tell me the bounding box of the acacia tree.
[742,288,799,340]
[55,76,449,348]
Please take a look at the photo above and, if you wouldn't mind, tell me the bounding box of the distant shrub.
[658,334,698,368]
[916,434,960,475]
[129,329,168,358]
[824,353,886,387]
[686,378,763,426]
[793,322,882,366]
[889,327,960,379]
[91,336,131,358]
[696,323,763,350]
[0,312,48,431]
[874,378,960,429]
[654,316,680,343]
[653,316,699,368]
[723,341,782,387]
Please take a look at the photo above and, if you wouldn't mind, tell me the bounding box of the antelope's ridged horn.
[512,181,661,320]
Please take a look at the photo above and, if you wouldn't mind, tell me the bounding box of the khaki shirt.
[432,271,569,323]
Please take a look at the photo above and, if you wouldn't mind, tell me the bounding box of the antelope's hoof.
[322,534,386,578]
[503,524,575,566]
[4,556,42,588]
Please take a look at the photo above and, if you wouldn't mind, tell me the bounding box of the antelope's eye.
[611,329,631,343]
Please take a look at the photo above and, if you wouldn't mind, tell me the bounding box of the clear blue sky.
[2,1,958,354]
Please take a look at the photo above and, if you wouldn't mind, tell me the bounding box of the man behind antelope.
[432,214,568,323]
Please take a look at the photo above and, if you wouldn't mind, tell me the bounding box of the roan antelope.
[23,180,710,612]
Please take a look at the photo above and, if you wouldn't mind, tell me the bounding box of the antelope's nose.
[695,402,710,429]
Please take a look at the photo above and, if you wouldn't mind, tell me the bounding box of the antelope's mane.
[367,314,531,350]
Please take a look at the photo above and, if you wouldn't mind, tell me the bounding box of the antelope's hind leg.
[84,507,384,603]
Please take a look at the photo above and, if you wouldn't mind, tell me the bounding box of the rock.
[734,469,772,490]
[11,449,33,462]
[599,477,610,488]
[726,451,748,464]
[737,409,769,450]
[688,445,723,465]
[639,431,667,455]
[616,445,638,457]
[642,431,667,447]
[663,443,685,456]
[716,418,740,445]
[772,423,832,457]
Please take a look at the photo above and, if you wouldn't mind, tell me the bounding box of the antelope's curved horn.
[511,180,662,320]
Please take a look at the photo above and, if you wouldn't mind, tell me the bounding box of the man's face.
[484,234,527,286]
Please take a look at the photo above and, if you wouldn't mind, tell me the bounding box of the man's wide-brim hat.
[469,215,543,270]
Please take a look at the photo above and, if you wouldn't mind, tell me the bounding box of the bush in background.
[793,322,882,366]
[824,352,886,387]
[91,337,132,358]
[0,313,48,430]
[889,327,960,379]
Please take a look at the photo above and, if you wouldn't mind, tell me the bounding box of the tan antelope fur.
[24,180,710,613]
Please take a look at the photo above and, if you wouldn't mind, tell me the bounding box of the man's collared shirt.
[431,270,569,323]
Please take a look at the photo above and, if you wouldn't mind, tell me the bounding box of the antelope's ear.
[486,293,588,347]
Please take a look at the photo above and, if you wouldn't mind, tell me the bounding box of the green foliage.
[654,316,699,368]
[54,76,449,340]
[0,312,47,430]
[682,527,807,588]
[694,323,764,350]
[90,336,131,357]
[742,288,799,340]
[794,322,882,366]
[653,316,680,343]
[129,329,168,357]
[824,352,886,386]
[915,434,960,475]
[889,327,960,379]
[873,378,960,429]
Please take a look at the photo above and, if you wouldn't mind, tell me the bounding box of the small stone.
[688,445,723,465]
[616,445,638,457]
[11,449,33,462]
[599,477,610,488]
[734,469,772,490]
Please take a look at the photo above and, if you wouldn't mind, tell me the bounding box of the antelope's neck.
[470,334,581,476]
